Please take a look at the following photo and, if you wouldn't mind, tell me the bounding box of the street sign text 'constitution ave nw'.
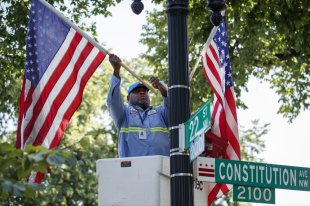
[195,157,310,191]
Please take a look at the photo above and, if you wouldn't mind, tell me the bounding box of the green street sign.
[215,159,310,191]
[185,100,211,149]
[195,157,310,204]
[233,185,275,204]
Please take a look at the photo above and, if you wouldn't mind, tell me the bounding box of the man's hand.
[149,76,167,97]
[109,54,122,78]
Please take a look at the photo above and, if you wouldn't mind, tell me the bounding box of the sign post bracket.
[178,123,186,151]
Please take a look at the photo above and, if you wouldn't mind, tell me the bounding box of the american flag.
[201,19,241,205]
[16,0,106,183]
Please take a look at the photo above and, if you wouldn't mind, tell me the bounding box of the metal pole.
[166,1,193,206]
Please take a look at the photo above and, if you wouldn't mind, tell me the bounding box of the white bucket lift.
[96,155,208,206]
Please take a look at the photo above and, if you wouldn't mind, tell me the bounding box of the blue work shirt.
[107,75,170,157]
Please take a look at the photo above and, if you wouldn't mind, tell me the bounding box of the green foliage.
[0,61,119,205]
[0,142,76,204]
[0,0,297,205]
[239,120,270,162]
[141,0,309,121]
[0,4,121,202]
[0,0,119,130]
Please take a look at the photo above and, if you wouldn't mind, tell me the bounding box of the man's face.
[127,87,150,109]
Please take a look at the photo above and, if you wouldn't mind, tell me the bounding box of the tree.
[1,0,308,134]
[1,62,269,204]
[0,61,118,205]
[0,57,158,205]
[239,120,270,162]
[0,141,77,204]
[0,0,121,131]
[141,0,309,122]
[0,0,302,205]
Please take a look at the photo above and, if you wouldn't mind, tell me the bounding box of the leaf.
[28,152,47,162]
[65,156,77,167]
[46,154,65,166]
[33,162,48,173]
[25,145,47,153]
[27,182,45,191]
[79,137,91,150]
[23,186,36,200]
[13,183,26,197]
[0,143,14,152]
[17,164,32,179]
[6,149,23,158]
[1,180,13,192]
[1,158,17,169]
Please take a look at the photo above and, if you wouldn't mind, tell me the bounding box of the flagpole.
[37,0,157,94]
[189,26,218,81]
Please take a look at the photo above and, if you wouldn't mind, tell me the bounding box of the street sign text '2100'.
[233,185,275,204]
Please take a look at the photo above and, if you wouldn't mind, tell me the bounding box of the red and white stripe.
[17,28,105,183]
[202,27,241,205]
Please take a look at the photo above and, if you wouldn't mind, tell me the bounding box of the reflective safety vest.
[107,76,170,157]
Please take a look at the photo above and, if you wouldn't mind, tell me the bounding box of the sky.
[94,1,310,205]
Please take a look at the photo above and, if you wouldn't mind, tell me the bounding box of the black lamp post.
[206,0,226,26]
[166,1,192,206]
[165,1,227,205]
[130,0,225,205]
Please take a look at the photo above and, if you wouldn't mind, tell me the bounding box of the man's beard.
[137,98,149,109]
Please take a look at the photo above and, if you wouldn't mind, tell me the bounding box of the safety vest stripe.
[150,128,169,133]
[120,127,143,133]
[151,127,169,132]
[120,127,168,133]
[120,128,142,132]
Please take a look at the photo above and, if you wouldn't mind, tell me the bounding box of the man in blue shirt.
[107,54,169,157]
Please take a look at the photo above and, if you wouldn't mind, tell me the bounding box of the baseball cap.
[128,82,149,94]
